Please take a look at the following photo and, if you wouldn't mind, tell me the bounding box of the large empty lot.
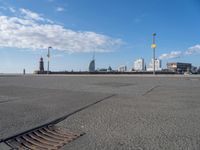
[0,75,200,150]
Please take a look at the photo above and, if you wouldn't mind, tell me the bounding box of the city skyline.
[0,0,200,73]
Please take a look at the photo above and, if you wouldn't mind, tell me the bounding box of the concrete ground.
[0,75,200,150]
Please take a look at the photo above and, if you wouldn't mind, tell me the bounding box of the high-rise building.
[118,65,127,72]
[167,62,191,74]
[89,59,95,72]
[147,59,162,71]
[39,57,44,72]
[134,58,145,71]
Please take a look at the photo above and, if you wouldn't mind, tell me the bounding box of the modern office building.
[134,58,145,71]
[147,59,162,71]
[89,59,95,72]
[167,62,192,73]
[118,65,127,72]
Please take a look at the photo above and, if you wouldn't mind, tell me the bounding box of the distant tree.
[198,67,200,74]
[108,66,112,72]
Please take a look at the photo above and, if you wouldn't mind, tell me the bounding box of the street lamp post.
[47,46,52,74]
[151,33,157,75]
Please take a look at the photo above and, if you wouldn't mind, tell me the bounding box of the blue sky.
[0,0,200,73]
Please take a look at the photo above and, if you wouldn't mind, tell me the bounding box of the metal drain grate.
[6,125,84,150]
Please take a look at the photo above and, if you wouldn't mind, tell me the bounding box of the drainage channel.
[6,125,84,150]
[1,94,116,150]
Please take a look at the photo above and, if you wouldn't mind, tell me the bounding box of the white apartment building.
[147,59,162,71]
[134,58,145,71]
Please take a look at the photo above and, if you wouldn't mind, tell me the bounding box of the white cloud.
[56,7,65,12]
[185,44,200,55]
[0,9,123,53]
[20,8,45,21]
[0,6,7,10]
[9,7,15,13]
[159,51,182,60]
[159,44,200,60]
[0,6,16,13]
[53,54,64,58]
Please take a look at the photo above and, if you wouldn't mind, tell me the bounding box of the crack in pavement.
[0,99,19,104]
[142,85,160,96]
[0,100,14,104]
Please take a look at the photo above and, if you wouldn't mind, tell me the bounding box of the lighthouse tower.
[39,57,44,72]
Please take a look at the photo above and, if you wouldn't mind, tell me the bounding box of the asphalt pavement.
[0,75,200,150]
